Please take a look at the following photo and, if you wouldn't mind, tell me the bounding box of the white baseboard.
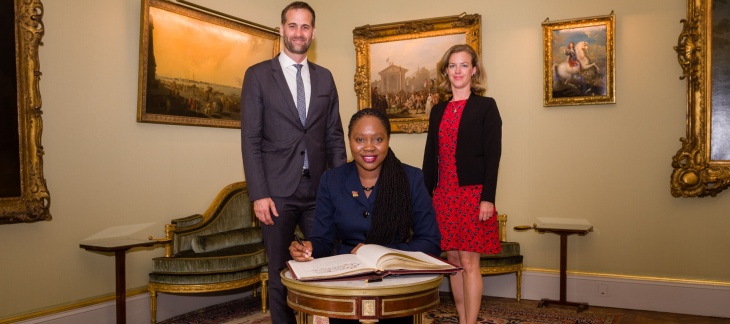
[440,270,730,318]
[13,291,251,324]
[15,271,730,323]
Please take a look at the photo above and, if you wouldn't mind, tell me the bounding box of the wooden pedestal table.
[523,219,593,312]
[80,238,162,324]
[281,269,443,324]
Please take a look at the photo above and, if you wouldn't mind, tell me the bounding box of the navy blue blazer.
[308,162,442,258]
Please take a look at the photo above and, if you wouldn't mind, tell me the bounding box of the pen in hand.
[294,233,311,260]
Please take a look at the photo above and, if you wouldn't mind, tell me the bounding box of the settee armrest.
[172,214,205,229]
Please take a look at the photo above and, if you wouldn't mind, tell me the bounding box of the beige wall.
[1,0,728,319]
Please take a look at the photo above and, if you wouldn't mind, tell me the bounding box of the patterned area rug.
[160,294,618,324]
[424,295,617,324]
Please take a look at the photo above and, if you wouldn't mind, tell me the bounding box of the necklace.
[452,100,466,113]
[362,185,375,192]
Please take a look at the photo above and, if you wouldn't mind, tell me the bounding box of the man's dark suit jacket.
[422,93,502,203]
[241,55,346,200]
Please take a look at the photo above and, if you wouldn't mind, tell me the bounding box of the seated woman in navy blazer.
[290,108,442,324]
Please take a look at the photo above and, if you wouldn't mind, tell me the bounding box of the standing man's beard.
[284,36,311,55]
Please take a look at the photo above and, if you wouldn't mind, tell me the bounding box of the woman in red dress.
[423,44,502,324]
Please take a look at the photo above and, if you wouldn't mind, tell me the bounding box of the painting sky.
[150,7,274,88]
[370,34,466,81]
[551,25,607,64]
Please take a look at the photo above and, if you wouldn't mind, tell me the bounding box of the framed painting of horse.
[137,0,280,128]
[353,13,481,133]
[542,12,615,107]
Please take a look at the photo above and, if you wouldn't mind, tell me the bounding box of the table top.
[533,217,593,234]
[281,269,443,297]
[79,237,157,252]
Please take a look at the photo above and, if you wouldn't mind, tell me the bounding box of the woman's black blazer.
[422,93,502,203]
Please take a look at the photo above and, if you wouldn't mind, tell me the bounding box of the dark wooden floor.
[583,304,729,323]
[500,297,730,323]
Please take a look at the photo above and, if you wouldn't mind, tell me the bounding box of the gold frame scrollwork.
[353,13,481,134]
[0,0,51,224]
[671,0,730,197]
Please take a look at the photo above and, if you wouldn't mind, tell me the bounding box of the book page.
[354,244,399,268]
[287,253,377,280]
[355,245,452,270]
[377,251,453,270]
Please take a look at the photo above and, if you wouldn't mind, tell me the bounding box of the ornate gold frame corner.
[542,12,615,107]
[0,0,51,224]
[137,0,280,128]
[671,0,730,197]
[353,13,481,133]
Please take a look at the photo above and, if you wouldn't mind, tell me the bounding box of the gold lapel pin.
[352,191,359,197]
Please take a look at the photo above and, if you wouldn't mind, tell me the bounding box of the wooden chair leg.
[261,275,268,313]
[516,269,523,302]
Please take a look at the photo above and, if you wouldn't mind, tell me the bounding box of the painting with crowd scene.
[353,13,481,133]
[137,0,279,128]
[542,12,615,107]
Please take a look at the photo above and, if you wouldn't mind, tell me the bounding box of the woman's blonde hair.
[436,44,486,95]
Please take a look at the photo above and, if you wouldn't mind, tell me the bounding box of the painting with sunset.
[137,0,279,128]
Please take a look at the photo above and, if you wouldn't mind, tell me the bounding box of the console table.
[281,269,442,323]
[522,218,593,312]
[80,238,160,324]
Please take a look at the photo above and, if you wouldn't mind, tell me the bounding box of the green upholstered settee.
[148,182,268,324]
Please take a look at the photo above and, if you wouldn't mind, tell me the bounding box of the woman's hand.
[289,240,313,261]
[478,201,495,222]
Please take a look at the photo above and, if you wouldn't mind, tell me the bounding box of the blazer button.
[300,151,305,155]
[362,211,370,218]
[303,129,307,133]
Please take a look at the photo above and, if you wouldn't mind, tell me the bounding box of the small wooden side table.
[281,270,442,323]
[80,238,160,324]
[527,220,593,312]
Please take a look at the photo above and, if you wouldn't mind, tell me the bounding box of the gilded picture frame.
[353,13,481,133]
[0,0,51,224]
[542,13,615,107]
[671,0,730,197]
[137,0,280,128]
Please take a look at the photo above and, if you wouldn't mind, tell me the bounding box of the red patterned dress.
[433,100,501,254]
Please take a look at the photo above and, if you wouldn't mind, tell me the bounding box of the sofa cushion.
[192,227,263,253]
[149,267,262,285]
[479,254,523,268]
[152,243,266,274]
[482,242,520,258]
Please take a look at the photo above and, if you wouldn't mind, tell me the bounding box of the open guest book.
[286,244,461,281]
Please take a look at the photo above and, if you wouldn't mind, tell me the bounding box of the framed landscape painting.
[542,13,615,107]
[353,13,481,133]
[137,0,279,128]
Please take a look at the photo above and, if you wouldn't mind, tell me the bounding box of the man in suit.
[240,2,346,323]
